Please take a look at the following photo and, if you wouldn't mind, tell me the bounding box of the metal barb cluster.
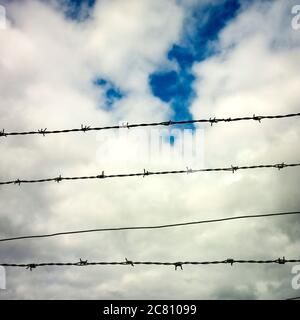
[174,262,183,270]
[55,175,62,183]
[253,114,262,123]
[26,264,37,271]
[78,259,88,266]
[225,259,235,266]
[125,258,134,267]
[143,169,149,177]
[0,129,7,137]
[81,125,90,133]
[231,166,239,173]
[96,171,105,179]
[276,163,287,170]
[38,128,47,136]
[186,167,193,174]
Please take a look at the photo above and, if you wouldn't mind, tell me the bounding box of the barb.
[14,179,21,186]
[78,258,88,266]
[174,262,183,270]
[121,122,130,129]
[231,165,239,173]
[1,112,300,138]
[38,128,47,136]
[125,258,134,267]
[97,171,105,179]
[0,162,299,187]
[276,163,287,170]
[26,264,37,271]
[186,167,193,174]
[209,117,218,126]
[0,210,299,243]
[55,175,62,183]
[253,114,262,123]
[0,129,7,137]
[143,169,149,178]
[81,124,90,133]
[1,257,299,270]
[225,259,235,266]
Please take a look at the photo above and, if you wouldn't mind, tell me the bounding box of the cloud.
[0,0,300,300]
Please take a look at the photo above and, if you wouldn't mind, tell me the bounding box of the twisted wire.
[1,112,300,138]
[0,210,299,243]
[1,257,298,271]
[1,162,299,186]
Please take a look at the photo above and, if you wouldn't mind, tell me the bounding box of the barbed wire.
[1,112,300,138]
[0,162,299,187]
[1,210,299,243]
[0,257,298,271]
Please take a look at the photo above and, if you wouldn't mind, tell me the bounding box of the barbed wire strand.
[1,112,300,138]
[0,162,299,187]
[1,211,299,243]
[0,257,298,271]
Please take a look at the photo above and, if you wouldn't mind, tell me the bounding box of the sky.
[0,0,300,299]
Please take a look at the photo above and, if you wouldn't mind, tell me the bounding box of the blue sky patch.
[94,78,125,110]
[57,0,241,129]
[149,70,195,129]
[149,0,241,131]
[59,0,96,21]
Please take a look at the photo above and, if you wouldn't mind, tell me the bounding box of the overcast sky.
[0,0,300,299]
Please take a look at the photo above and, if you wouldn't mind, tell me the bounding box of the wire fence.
[1,162,299,187]
[1,111,300,298]
[1,210,299,243]
[1,257,298,271]
[1,112,300,138]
